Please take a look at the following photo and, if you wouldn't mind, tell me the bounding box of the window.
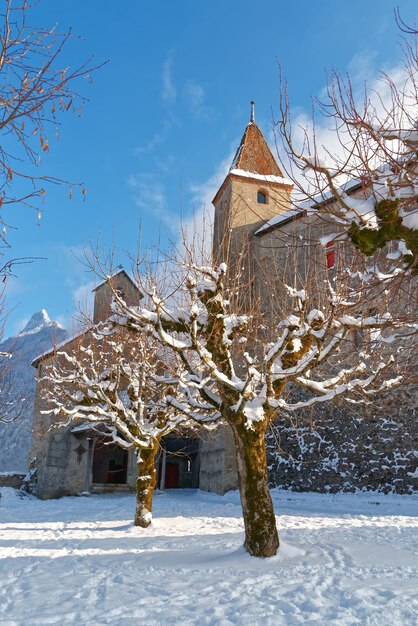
[326,241,335,269]
[257,190,267,204]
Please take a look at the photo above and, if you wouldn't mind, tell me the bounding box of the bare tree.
[0,0,102,278]
[107,254,407,558]
[0,286,20,423]
[41,325,188,528]
[276,18,418,277]
[0,0,102,417]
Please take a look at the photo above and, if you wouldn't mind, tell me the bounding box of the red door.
[165,462,179,488]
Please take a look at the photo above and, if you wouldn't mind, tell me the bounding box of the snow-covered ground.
[1,488,417,626]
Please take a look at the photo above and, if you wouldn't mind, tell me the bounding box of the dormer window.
[257,190,267,204]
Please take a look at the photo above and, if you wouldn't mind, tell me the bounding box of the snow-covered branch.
[108,262,407,435]
[276,24,418,277]
[41,325,189,452]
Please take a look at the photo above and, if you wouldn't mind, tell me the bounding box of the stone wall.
[0,473,25,489]
[29,350,87,499]
[199,425,238,494]
[267,388,417,494]
[198,394,417,496]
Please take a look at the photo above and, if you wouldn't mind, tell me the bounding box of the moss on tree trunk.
[134,440,158,528]
[231,420,279,557]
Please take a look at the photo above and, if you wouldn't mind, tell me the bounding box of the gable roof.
[254,208,307,235]
[230,121,284,177]
[255,178,363,236]
[92,267,142,296]
[32,267,142,367]
[31,326,89,368]
[213,121,291,205]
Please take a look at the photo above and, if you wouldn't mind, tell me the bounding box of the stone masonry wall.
[0,473,25,489]
[267,388,417,494]
[199,425,238,494]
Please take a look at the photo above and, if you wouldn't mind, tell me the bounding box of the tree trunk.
[231,420,279,557]
[134,440,158,528]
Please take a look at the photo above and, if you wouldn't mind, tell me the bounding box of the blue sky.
[3,0,417,336]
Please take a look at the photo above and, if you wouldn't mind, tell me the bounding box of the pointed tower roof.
[230,120,283,177]
[213,103,292,205]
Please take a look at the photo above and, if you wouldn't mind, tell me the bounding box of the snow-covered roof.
[255,208,306,235]
[298,178,362,210]
[71,423,96,434]
[213,120,290,204]
[71,422,108,438]
[230,121,284,177]
[255,178,363,236]
[31,327,90,368]
[229,169,293,187]
[92,267,141,295]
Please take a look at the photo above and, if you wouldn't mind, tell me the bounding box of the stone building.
[30,108,417,499]
[30,268,200,499]
[201,106,417,495]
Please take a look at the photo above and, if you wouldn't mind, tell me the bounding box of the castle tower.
[212,103,293,260]
[212,103,293,311]
[93,267,142,324]
[200,105,294,495]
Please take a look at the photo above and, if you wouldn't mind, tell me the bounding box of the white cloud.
[135,120,172,155]
[347,50,378,83]
[180,153,232,260]
[50,243,99,329]
[128,173,179,235]
[183,80,212,119]
[161,53,213,122]
[185,80,205,109]
[154,154,179,174]
[189,153,232,215]
[275,55,414,199]
[127,153,231,260]
[162,53,176,104]
[72,280,96,319]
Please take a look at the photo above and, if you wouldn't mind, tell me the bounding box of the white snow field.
[0,488,417,626]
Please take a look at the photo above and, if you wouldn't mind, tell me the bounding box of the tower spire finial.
[250,100,255,123]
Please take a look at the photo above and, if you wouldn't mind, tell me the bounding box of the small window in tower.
[326,241,336,269]
[257,190,267,204]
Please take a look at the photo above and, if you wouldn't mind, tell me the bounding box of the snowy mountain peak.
[18,310,63,336]
[0,310,68,473]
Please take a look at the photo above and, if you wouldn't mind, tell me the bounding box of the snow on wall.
[267,387,417,494]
